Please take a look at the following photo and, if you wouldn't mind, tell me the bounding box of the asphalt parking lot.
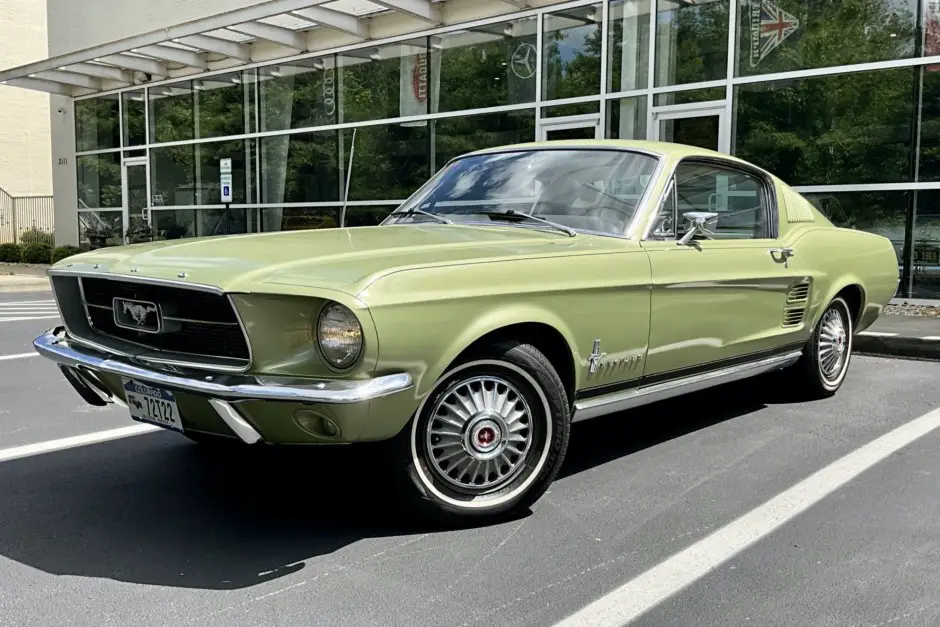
[3,288,940,627]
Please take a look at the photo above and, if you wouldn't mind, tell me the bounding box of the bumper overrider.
[34,326,415,444]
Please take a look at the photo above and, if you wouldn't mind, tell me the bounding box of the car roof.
[462,139,756,166]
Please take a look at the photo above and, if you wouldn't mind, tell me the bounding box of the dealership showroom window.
[56,0,940,298]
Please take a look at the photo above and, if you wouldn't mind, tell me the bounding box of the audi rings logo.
[510,42,536,80]
[322,66,336,117]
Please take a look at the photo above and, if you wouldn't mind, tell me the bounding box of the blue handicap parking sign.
[223,185,230,195]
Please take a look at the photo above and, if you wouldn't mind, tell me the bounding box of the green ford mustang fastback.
[35,139,899,522]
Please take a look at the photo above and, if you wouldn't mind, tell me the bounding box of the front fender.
[364,248,652,416]
[421,304,582,398]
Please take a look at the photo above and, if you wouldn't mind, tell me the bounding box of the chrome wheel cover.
[817,305,849,383]
[425,375,533,492]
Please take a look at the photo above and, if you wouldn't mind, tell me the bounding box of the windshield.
[384,148,660,236]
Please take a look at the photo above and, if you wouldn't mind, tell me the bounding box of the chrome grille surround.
[49,270,252,373]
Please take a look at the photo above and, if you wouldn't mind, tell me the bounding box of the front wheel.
[392,341,571,524]
[787,296,854,399]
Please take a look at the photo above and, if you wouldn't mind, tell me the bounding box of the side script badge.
[587,339,607,374]
[588,339,642,375]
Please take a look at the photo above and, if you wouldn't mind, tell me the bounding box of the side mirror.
[677,211,719,245]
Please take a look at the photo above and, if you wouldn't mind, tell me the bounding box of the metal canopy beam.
[33,70,101,90]
[291,7,369,38]
[0,0,567,97]
[62,62,132,82]
[175,34,250,61]
[227,21,305,50]
[370,0,442,24]
[0,0,334,84]
[0,77,73,95]
[134,44,208,69]
[95,54,168,77]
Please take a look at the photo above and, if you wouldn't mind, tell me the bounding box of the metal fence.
[0,187,55,244]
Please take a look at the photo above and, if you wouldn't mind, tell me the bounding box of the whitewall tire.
[392,341,571,523]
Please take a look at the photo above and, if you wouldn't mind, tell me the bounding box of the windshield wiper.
[482,210,577,237]
[390,207,452,224]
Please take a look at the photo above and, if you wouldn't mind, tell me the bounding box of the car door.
[639,157,810,380]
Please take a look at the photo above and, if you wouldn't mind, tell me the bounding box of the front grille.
[80,277,250,363]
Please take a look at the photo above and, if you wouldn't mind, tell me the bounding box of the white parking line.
[857,331,898,337]
[0,316,60,323]
[0,425,161,463]
[923,336,940,341]
[553,405,940,627]
[0,352,38,361]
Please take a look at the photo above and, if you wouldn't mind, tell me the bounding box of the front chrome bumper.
[34,326,414,405]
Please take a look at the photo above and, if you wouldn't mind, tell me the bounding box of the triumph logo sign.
[749,0,800,68]
[113,298,162,334]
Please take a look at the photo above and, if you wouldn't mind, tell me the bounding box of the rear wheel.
[391,341,571,524]
[787,296,854,399]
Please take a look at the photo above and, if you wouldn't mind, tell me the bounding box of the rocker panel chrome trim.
[572,350,802,422]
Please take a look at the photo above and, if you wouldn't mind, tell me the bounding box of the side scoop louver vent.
[787,282,810,304]
[782,280,811,327]
[783,308,806,326]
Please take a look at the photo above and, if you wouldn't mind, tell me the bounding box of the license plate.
[122,378,183,432]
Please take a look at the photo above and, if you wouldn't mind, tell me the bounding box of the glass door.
[650,102,730,153]
[122,158,149,244]
[538,114,602,141]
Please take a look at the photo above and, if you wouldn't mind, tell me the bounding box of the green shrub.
[19,228,54,247]
[21,242,52,264]
[51,245,81,264]
[0,243,22,263]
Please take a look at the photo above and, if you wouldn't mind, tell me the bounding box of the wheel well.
[835,284,864,327]
[455,323,576,405]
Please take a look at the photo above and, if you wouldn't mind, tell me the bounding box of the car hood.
[55,224,616,296]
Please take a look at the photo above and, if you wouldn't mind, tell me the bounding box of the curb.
[0,262,51,279]
[0,283,52,293]
[854,332,940,361]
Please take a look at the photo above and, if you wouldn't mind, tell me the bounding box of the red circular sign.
[412,54,428,104]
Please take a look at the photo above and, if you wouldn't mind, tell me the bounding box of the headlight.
[316,302,363,369]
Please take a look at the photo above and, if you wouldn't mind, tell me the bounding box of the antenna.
[339,128,356,228]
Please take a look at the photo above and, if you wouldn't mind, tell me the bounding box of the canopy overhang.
[0,0,560,98]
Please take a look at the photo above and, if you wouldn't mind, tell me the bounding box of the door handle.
[769,247,794,266]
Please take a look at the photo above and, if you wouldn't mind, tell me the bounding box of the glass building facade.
[71,0,940,298]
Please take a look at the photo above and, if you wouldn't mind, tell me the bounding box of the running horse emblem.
[123,302,157,326]
[113,298,161,333]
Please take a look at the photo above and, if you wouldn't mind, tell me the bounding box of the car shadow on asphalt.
[0,433,442,591]
[0,373,801,592]
[558,371,800,479]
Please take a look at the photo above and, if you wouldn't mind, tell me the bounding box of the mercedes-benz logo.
[510,42,537,80]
